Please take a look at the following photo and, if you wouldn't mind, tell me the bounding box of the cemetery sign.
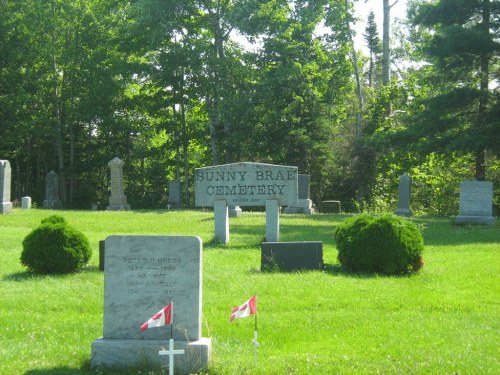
[195,162,298,207]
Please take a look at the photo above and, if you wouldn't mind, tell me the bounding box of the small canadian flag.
[230,295,257,322]
[140,302,172,332]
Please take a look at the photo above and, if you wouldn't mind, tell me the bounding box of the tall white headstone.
[91,236,211,373]
[107,157,130,210]
[0,160,13,214]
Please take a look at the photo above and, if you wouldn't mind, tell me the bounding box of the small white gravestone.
[0,160,13,214]
[455,180,495,225]
[194,162,298,243]
[106,157,130,210]
[21,196,32,209]
[91,236,211,373]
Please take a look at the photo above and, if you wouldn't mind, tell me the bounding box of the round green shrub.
[335,214,424,275]
[20,217,91,274]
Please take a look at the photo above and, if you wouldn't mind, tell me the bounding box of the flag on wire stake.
[140,302,173,332]
[229,295,257,322]
[230,295,259,365]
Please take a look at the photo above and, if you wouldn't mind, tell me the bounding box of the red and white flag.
[140,302,172,332]
[230,295,257,322]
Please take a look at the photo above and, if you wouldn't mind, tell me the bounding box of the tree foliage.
[0,0,498,213]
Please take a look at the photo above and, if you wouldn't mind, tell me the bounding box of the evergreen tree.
[364,10,382,87]
[403,0,499,180]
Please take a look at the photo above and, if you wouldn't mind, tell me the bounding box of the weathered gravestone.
[395,173,412,217]
[0,160,13,214]
[107,157,130,211]
[43,170,62,208]
[168,179,181,209]
[261,241,323,272]
[91,236,211,373]
[194,162,298,244]
[21,196,32,209]
[455,181,495,225]
[284,174,314,214]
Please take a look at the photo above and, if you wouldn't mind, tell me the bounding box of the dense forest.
[1,0,498,214]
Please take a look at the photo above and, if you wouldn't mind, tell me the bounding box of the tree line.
[0,0,498,214]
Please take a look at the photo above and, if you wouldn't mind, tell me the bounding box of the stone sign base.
[91,337,211,374]
[1,202,13,214]
[454,215,496,225]
[261,241,323,272]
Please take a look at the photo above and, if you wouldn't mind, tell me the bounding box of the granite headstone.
[168,179,181,209]
[395,173,412,217]
[455,180,495,225]
[91,235,211,373]
[43,170,62,208]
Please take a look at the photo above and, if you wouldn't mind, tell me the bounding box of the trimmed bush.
[20,216,91,274]
[335,214,424,275]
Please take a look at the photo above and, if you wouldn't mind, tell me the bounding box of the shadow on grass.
[24,367,83,375]
[3,265,102,282]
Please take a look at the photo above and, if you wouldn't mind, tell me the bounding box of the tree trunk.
[345,0,363,136]
[475,0,490,181]
[382,0,391,86]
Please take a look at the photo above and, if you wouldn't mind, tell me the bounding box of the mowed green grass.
[0,209,499,374]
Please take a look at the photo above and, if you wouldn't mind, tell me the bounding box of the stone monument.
[43,170,62,208]
[455,180,495,225]
[107,157,130,210]
[395,173,412,217]
[284,174,314,214]
[194,162,298,244]
[91,235,211,373]
[0,160,13,214]
[168,179,181,209]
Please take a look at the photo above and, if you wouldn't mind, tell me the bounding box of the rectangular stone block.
[261,241,323,272]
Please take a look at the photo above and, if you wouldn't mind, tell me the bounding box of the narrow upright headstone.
[21,196,32,209]
[214,200,229,244]
[43,170,62,208]
[107,157,130,211]
[455,181,495,225]
[0,160,13,214]
[266,199,280,242]
[395,173,412,217]
[91,236,211,373]
[168,179,181,208]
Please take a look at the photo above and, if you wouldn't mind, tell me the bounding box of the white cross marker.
[159,338,185,375]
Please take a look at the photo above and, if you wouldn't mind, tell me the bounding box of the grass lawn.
[0,209,499,374]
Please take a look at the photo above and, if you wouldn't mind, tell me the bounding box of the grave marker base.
[91,338,211,374]
[454,215,496,225]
